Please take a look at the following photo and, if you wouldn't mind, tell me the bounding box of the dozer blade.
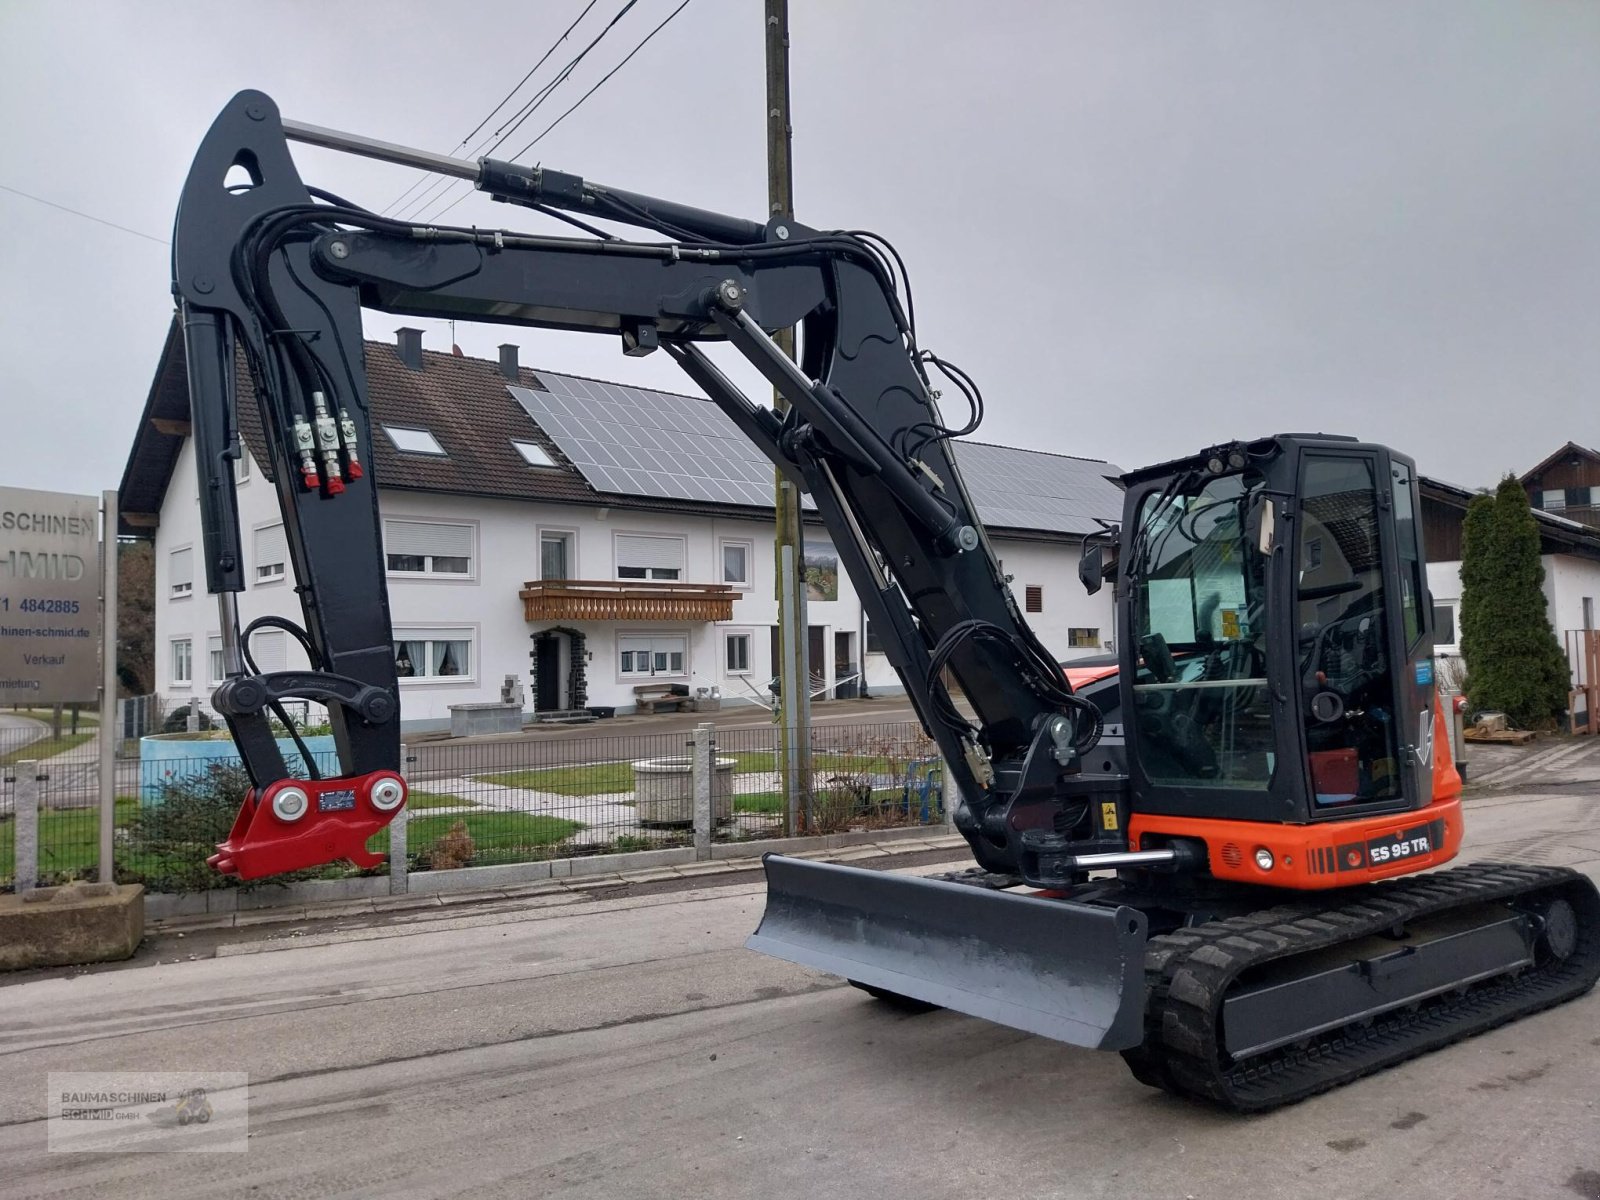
[747,855,1149,1050]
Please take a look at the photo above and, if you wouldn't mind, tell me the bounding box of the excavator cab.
[1117,434,1440,827]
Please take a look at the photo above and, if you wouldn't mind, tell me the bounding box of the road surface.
[2,777,1599,1198]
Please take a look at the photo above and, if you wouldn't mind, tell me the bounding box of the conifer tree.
[1458,476,1570,727]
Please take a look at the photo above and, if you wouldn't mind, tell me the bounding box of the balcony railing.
[520,579,738,623]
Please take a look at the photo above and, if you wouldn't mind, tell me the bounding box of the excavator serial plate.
[747,855,1149,1050]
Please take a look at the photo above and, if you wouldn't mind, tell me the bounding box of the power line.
[428,0,694,225]
[464,0,602,145]
[508,0,693,163]
[382,0,602,217]
[0,183,168,244]
[413,0,651,224]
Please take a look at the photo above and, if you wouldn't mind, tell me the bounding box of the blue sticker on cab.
[1415,660,1434,686]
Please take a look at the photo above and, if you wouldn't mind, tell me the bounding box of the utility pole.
[766,0,812,831]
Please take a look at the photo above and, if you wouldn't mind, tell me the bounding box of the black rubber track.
[1123,863,1600,1112]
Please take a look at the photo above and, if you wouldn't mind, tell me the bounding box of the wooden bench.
[633,684,690,714]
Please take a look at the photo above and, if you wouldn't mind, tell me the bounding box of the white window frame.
[512,440,558,468]
[613,532,686,583]
[538,526,579,581]
[383,425,447,456]
[1542,489,1567,512]
[384,518,478,582]
[719,538,754,590]
[723,628,753,675]
[208,635,225,686]
[171,637,193,688]
[616,631,690,681]
[169,544,194,600]
[253,521,288,586]
[391,626,478,685]
[235,447,251,483]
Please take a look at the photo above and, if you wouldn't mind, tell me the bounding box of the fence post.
[691,722,714,861]
[389,744,410,895]
[14,762,40,893]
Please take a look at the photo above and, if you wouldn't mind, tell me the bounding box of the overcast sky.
[2,1,1596,499]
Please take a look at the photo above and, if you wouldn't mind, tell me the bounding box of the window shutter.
[252,630,288,673]
[1025,585,1043,613]
[384,520,473,558]
[616,535,684,571]
[255,523,288,572]
[170,547,193,587]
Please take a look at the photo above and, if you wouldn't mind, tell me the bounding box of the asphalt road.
[3,774,1600,1199]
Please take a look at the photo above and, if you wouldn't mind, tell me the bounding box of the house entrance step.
[533,709,599,725]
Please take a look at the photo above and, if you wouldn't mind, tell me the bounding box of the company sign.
[0,486,101,704]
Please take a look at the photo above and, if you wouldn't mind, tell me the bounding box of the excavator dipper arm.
[173,90,1096,879]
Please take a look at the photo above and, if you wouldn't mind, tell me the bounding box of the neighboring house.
[119,323,1125,731]
[1419,477,1600,686]
[1522,441,1600,532]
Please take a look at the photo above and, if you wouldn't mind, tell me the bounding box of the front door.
[535,634,561,711]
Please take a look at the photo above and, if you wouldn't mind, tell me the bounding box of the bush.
[427,820,475,870]
[123,762,253,892]
[161,704,216,734]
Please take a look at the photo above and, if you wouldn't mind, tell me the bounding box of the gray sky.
[2,1,1596,498]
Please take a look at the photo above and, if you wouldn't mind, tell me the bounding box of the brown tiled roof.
[119,317,793,536]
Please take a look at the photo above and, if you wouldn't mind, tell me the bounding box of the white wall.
[1426,554,1600,684]
[154,441,1117,729]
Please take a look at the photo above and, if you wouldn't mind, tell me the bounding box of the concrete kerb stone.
[409,860,554,895]
[568,847,694,877]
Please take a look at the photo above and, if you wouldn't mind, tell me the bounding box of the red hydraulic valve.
[208,771,407,880]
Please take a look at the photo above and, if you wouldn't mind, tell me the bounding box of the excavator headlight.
[1206,456,1225,475]
[1227,449,1247,470]
[1253,847,1275,871]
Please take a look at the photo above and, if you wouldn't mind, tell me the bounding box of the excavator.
[171,92,1598,1111]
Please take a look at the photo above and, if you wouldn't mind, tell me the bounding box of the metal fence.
[1,720,946,893]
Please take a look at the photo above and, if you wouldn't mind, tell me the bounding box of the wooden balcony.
[520,579,738,623]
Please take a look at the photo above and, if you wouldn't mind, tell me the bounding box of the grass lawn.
[478,761,633,795]
[479,748,935,797]
[0,798,141,881]
[406,790,475,810]
[0,732,97,765]
[368,811,583,866]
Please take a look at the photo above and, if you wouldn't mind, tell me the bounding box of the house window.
[541,531,574,581]
[1542,489,1566,511]
[383,425,446,455]
[255,523,287,584]
[512,440,557,467]
[209,636,225,685]
[616,534,684,581]
[170,546,193,599]
[385,520,474,577]
[171,638,193,686]
[1025,585,1043,613]
[865,617,884,654]
[725,632,752,674]
[619,635,686,677]
[1432,603,1457,647]
[721,540,751,587]
[1067,627,1100,648]
[393,629,474,681]
[1306,538,1323,571]
[236,448,250,482]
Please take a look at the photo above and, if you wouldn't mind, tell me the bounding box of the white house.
[120,324,1125,732]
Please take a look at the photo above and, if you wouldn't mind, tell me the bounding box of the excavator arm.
[173,90,1097,879]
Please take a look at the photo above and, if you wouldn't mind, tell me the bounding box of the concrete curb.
[145,824,966,925]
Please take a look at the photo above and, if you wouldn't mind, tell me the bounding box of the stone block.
[0,884,145,971]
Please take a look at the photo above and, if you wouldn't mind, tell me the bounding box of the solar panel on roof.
[509,379,815,511]
[510,375,1124,535]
